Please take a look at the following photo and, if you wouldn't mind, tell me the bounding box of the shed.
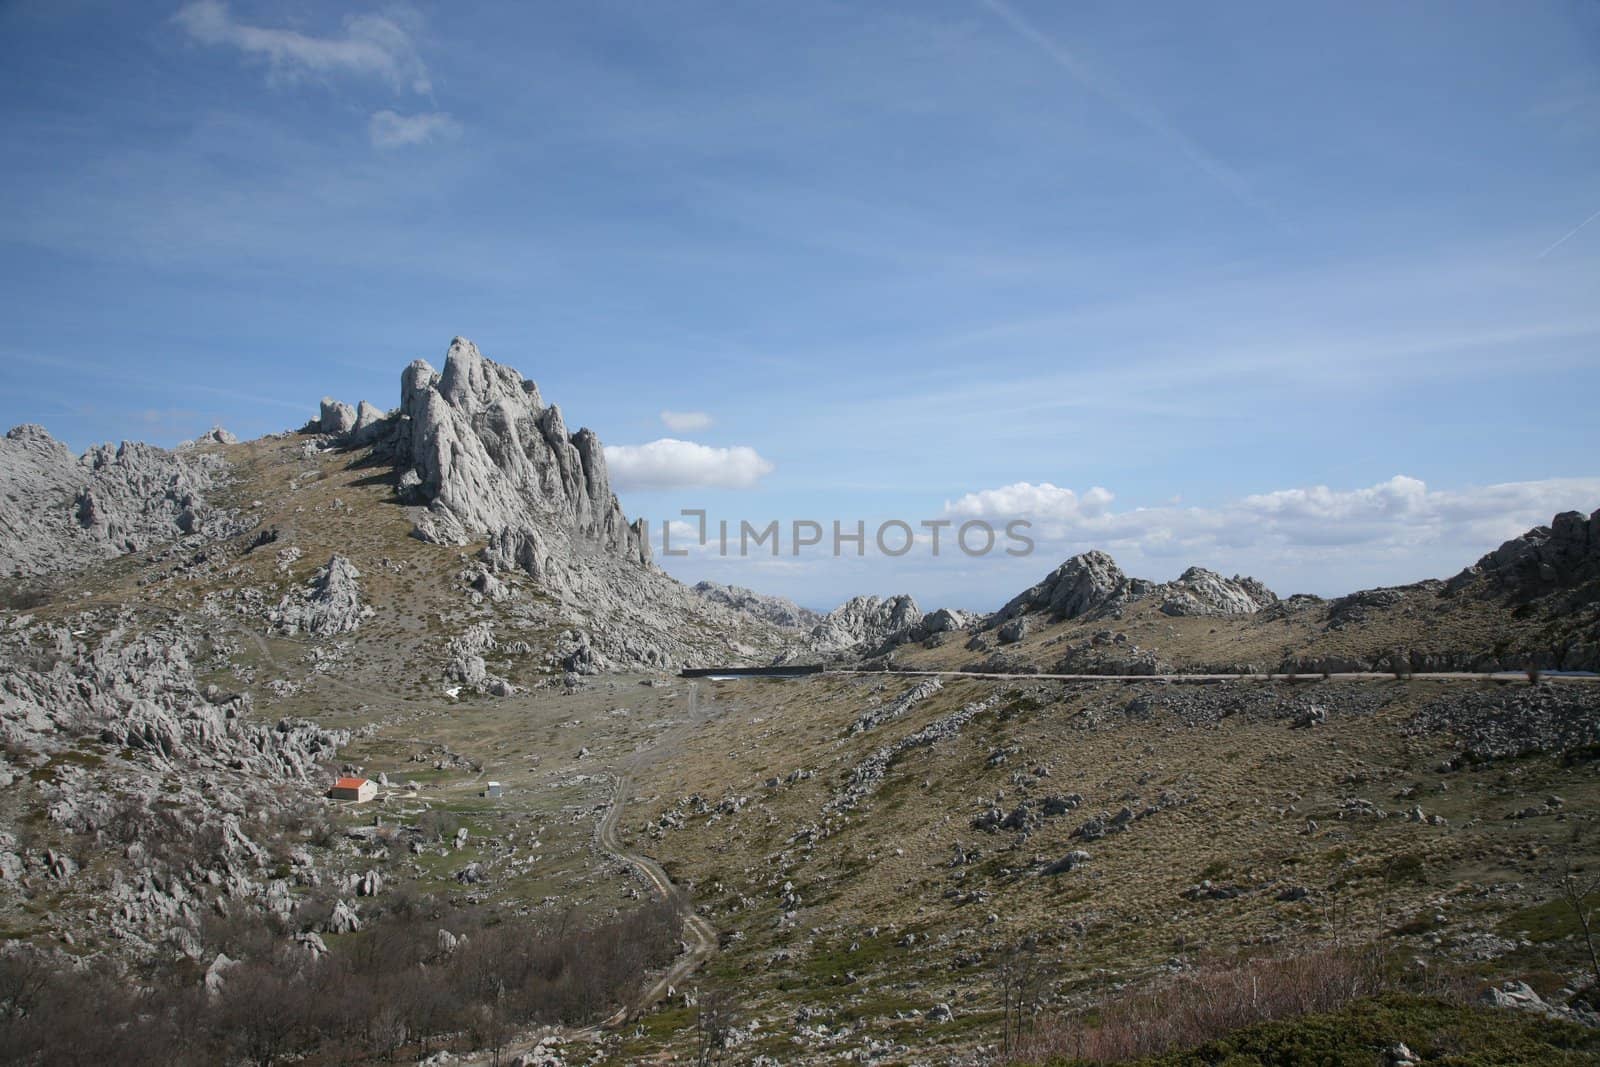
[329,776,377,803]
[484,781,503,799]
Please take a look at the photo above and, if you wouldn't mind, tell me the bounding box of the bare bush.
[1011,945,1388,1063]
[695,986,737,1067]
[0,894,682,1065]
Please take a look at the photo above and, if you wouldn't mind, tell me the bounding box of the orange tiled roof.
[333,777,368,789]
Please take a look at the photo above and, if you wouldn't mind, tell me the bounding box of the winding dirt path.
[593,769,718,1027]
[473,682,720,1063]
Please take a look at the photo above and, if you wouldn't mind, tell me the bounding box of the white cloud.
[946,481,1113,523]
[660,410,713,432]
[175,1,431,93]
[369,109,458,148]
[944,475,1600,562]
[604,438,775,490]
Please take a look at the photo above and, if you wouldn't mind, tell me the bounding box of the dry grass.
[1011,945,1405,1063]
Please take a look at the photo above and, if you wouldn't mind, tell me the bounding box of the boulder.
[1043,850,1091,875]
[998,618,1027,645]
[324,899,361,934]
[317,398,358,436]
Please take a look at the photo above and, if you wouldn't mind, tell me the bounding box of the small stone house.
[484,781,503,799]
[329,776,377,803]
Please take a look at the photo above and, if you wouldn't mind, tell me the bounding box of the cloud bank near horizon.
[944,474,1600,566]
[645,473,1600,611]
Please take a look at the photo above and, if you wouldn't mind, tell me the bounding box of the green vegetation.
[1117,995,1600,1066]
[1500,892,1600,943]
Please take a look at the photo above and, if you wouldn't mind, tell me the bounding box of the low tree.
[999,936,1048,1055]
[695,986,736,1067]
[1555,846,1600,993]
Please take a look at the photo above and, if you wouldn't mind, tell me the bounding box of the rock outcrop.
[316,398,358,437]
[0,424,239,578]
[179,426,238,448]
[1455,508,1600,597]
[1156,567,1277,617]
[392,338,647,567]
[693,581,821,630]
[0,614,345,779]
[295,338,793,672]
[996,550,1139,623]
[810,595,922,654]
[993,553,1275,626]
[268,555,370,636]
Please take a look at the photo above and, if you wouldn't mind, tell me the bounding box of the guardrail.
[679,664,826,678]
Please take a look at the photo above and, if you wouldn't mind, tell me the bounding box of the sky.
[2,1,1598,611]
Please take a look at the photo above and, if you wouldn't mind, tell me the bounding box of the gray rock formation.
[825,696,999,817]
[996,550,1138,623]
[316,398,358,436]
[179,426,238,448]
[877,606,973,652]
[393,338,647,566]
[268,555,370,636]
[281,338,804,672]
[693,581,822,629]
[324,899,361,934]
[1456,507,1600,595]
[811,595,922,654]
[1,424,239,578]
[991,552,1274,633]
[849,678,942,734]
[1156,567,1277,617]
[997,617,1027,644]
[0,615,345,778]
[444,621,515,692]
[348,400,388,446]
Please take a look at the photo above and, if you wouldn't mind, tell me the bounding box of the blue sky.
[2,1,1598,610]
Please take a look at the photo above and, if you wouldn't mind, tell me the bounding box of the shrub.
[1012,945,1387,1063]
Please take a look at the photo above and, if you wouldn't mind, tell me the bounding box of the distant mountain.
[880,507,1600,676]
[691,580,822,630]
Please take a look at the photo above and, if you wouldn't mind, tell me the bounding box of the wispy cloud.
[1538,205,1600,259]
[10,349,309,413]
[605,438,774,490]
[660,410,713,432]
[977,0,1260,211]
[174,1,431,94]
[369,109,458,148]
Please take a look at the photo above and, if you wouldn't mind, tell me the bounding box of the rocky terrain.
[0,423,241,579]
[878,512,1600,681]
[692,580,823,630]
[1,338,1597,1065]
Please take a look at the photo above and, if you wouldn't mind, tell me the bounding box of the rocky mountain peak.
[997,549,1133,623]
[996,551,1277,625]
[435,336,543,414]
[692,580,822,630]
[316,336,650,568]
[810,594,923,653]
